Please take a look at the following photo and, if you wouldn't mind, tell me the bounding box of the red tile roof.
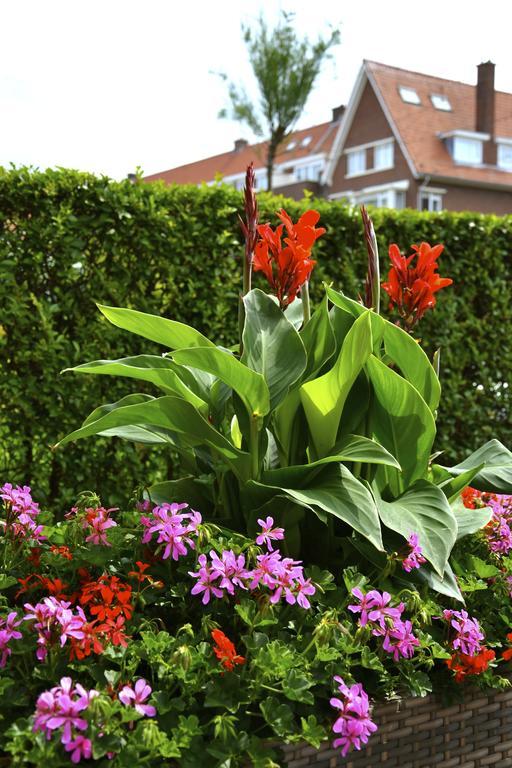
[367,60,512,187]
[143,121,338,185]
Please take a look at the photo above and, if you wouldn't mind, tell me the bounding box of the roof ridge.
[364,59,476,89]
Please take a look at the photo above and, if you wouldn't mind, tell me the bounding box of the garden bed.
[279,682,512,767]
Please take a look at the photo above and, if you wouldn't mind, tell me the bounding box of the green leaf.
[282,668,314,705]
[383,322,441,412]
[0,575,18,590]
[376,480,457,576]
[468,555,500,579]
[64,354,208,414]
[440,440,512,494]
[147,476,214,512]
[451,498,493,540]
[434,463,485,503]
[242,289,307,409]
[172,346,270,419]
[366,354,436,496]
[415,561,463,602]
[56,396,251,480]
[252,462,384,551]
[98,304,215,349]
[79,393,181,445]
[300,715,326,749]
[301,310,373,458]
[299,294,336,381]
[325,286,385,349]
[259,697,295,737]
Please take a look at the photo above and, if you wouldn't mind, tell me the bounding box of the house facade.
[144,61,512,214]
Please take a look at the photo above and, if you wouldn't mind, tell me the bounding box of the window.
[301,136,312,147]
[374,141,394,170]
[452,137,483,164]
[399,86,421,105]
[498,143,512,170]
[296,163,323,182]
[431,94,451,111]
[286,140,297,151]
[420,192,443,212]
[346,148,366,176]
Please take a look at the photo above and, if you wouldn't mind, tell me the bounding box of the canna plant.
[57,165,512,600]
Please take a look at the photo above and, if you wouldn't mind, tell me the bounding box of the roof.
[366,60,512,187]
[143,121,338,185]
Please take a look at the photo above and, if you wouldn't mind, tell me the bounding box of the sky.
[2,0,512,180]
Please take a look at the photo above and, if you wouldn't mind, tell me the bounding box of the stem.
[301,280,311,326]
[249,417,260,480]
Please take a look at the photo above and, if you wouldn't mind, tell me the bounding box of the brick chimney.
[234,138,248,152]
[476,61,496,164]
[332,104,345,122]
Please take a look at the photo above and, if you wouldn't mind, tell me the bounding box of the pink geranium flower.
[256,516,285,551]
[118,678,156,717]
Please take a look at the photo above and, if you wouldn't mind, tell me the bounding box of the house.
[144,60,512,214]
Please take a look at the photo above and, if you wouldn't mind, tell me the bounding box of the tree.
[219,12,340,192]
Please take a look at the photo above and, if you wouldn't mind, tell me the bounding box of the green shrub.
[0,166,510,512]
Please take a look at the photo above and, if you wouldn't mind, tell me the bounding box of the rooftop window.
[301,136,312,147]
[286,140,297,151]
[431,94,451,111]
[399,86,421,105]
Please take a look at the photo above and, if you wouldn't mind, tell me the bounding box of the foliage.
[218,12,340,189]
[1,166,511,516]
[57,193,512,585]
[1,484,512,767]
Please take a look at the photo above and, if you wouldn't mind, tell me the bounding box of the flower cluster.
[33,677,97,763]
[401,532,427,572]
[140,502,201,560]
[253,209,325,308]
[0,611,22,667]
[211,629,245,672]
[189,518,315,608]
[82,506,118,546]
[381,241,452,328]
[446,647,496,683]
[442,609,484,657]
[348,588,419,661]
[484,495,512,555]
[330,676,378,757]
[24,597,87,662]
[0,483,45,544]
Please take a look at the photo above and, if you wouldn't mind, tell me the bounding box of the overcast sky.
[2,0,511,180]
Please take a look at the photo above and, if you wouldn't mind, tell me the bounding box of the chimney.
[234,138,249,152]
[476,61,496,164]
[332,104,345,122]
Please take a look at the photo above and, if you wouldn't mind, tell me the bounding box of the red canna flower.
[446,647,495,682]
[382,241,452,328]
[253,209,325,308]
[211,629,245,672]
[502,633,512,661]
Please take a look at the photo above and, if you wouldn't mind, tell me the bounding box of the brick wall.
[277,683,512,768]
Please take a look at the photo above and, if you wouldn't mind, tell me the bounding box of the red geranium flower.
[253,209,325,308]
[446,647,495,682]
[502,633,512,661]
[382,241,452,328]
[211,629,245,672]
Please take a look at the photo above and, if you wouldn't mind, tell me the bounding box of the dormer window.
[440,130,488,166]
[431,94,451,111]
[453,137,483,164]
[399,86,421,105]
[286,140,297,151]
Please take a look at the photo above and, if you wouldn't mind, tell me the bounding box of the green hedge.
[1,166,510,512]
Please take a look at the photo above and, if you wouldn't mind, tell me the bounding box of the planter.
[278,683,512,768]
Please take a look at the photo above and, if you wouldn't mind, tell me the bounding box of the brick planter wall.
[278,684,512,768]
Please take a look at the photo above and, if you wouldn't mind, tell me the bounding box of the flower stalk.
[361,205,380,314]
[238,163,259,354]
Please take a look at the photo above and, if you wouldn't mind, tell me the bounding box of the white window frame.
[419,189,445,212]
[431,94,451,111]
[295,162,323,182]
[374,141,394,171]
[452,136,483,165]
[346,148,366,177]
[330,180,409,210]
[497,141,512,171]
[399,86,421,105]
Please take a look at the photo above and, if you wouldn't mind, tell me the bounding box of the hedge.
[0,166,510,513]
